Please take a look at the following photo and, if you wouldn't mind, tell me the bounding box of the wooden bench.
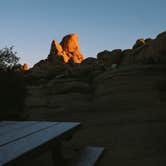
[0,121,80,166]
[69,146,104,166]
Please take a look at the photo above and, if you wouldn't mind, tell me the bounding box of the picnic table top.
[0,121,80,166]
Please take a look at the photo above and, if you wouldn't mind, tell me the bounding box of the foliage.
[0,46,20,69]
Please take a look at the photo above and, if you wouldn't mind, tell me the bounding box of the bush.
[0,46,20,70]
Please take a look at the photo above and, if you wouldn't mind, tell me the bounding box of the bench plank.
[0,121,38,135]
[0,122,80,166]
[69,147,104,166]
[0,122,59,146]
[0,121,17,127]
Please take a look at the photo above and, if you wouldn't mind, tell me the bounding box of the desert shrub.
[0,46,20,70]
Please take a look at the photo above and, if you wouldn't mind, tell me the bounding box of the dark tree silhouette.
[0,46,20,69]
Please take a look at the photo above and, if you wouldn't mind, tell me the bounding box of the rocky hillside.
[25,64,166,118]
[25,31,166,115]
[24,32,166,165]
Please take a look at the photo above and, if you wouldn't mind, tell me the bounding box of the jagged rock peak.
[50,40,63,55]
[48,33,84,64]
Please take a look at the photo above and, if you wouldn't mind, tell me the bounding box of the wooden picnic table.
[0,121,80,166]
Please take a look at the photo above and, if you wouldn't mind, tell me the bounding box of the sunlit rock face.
[23,64,29,71]
[31,33,84,75]
[61,34,79,53]
[49,40,63,55]
[48,40,69,63]
[48,33,84,64]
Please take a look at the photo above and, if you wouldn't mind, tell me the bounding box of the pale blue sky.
[0,0,165,66]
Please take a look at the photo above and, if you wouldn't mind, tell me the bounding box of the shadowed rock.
[97,49,122,69]
[81,57,97,65]
[132,38,145,49]
[132,31,166,64]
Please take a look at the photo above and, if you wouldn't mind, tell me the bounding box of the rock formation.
[48,33,84,64]
[121,31,166,65]
[132,38,145,49]
[132,32,166,64]
[97,49,122,68]
[29,31,166,81]
[48,40,69,63]
[23,63,28,71]
[24,31,166,166]
[31,34,84,75]
[96,31,166,67]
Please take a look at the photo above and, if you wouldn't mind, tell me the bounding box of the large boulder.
[132,38,145,49]
[48,34,84,64]
[61,34,79,53]
[60,34,84,63]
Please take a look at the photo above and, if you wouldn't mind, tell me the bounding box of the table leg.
[51,141,66,166]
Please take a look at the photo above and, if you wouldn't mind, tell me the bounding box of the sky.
[0,0,165,67]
